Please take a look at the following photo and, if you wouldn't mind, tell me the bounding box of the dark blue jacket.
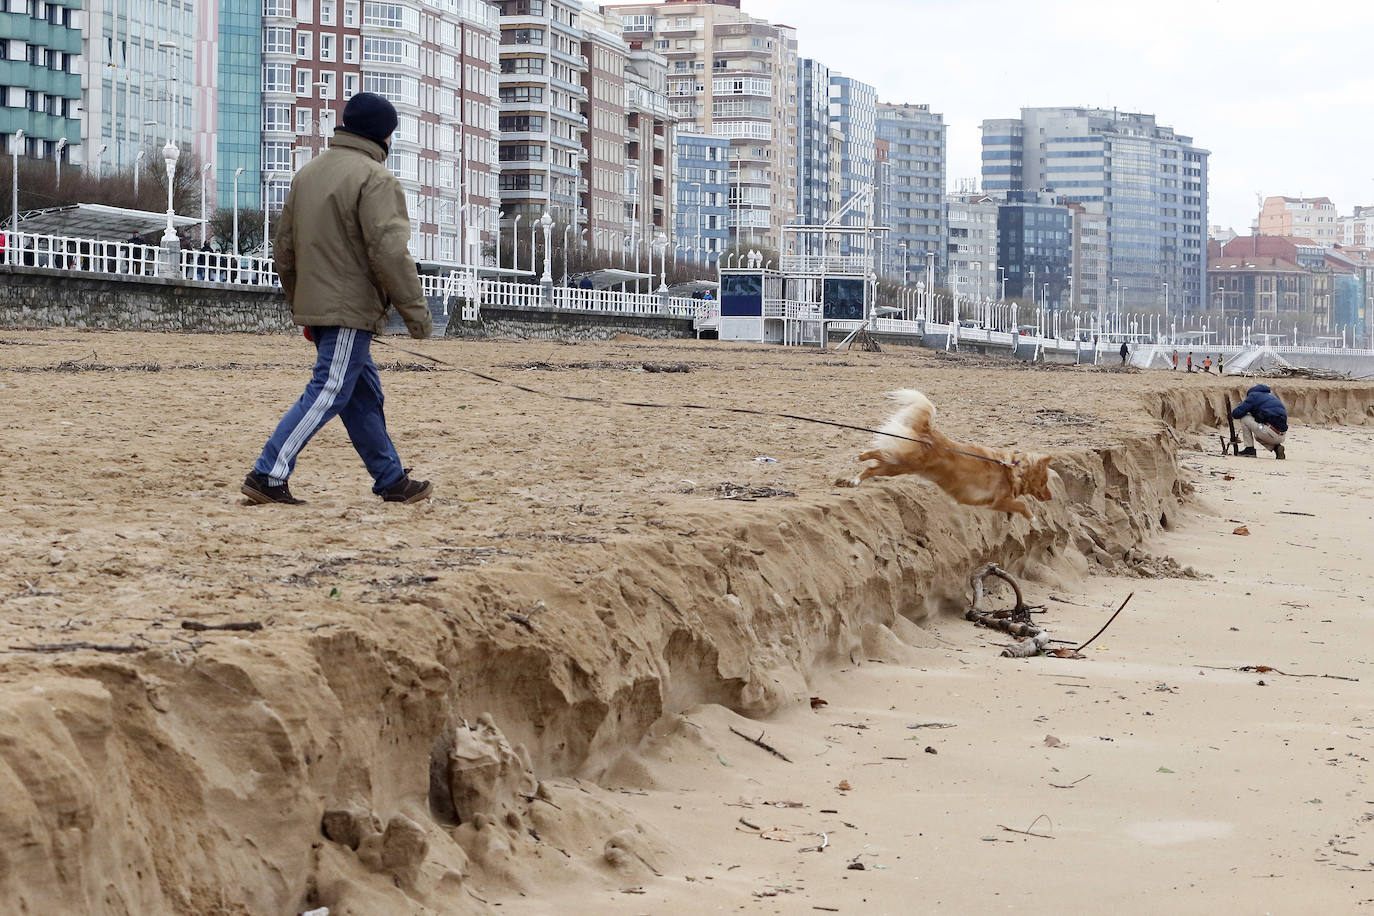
[1231,385,1288,433]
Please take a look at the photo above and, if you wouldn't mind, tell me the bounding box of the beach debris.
[759,829,795,843]
[907,722,956,730]
[924,747,938,755]
[301,909,330,916]
[180,620,263,633]
[810,696,828,709]
[1074,593,1135,653]
[1233,526,1251,536]
[1049,774,1092,789]
[754,456,778,463]
[836,780,852,792]
[8,641,144,654]
[729,726,794,762]
[765,800,805,808]
[965,564,1052,657]
[1043,735,1066,748]
[717,754,733,767]
[801,832,830,853]
[738,817,761,831]
[1157,766,1175,774]
[846,860,866,871]
[1197,664,1358,682]
[834,722,869,731]
[998,815,1054,839]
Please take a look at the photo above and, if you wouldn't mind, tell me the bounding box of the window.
[499,143,544,162]
[362,36,405,63]
[296,31,312,59]
[499,173,545,191]
[343,0,358,26]
[499,114,545,132]
[263,28,292,54]
[262,103,292,132]
[320,0,335,24]
[343,73,359,99]
[264,0,292,17]
[296,0,313,23]
[319,34,335,61]
[296,68,314,96]
[505,28,543,45]
[499,57,544,75]
[363,1,402,28]
[343,36,357,62]
[263,64,292,92]
[262,141,292,171]
[296,107,312,133]
[499,85,544,104]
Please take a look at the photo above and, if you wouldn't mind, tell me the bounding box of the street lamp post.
[8,130,22,265]
[55,138,66,190]
[562,222,572,288]
[134,149,146,199]
[200,161,212,245]
[232,166,244,255]
[159,138,181,277]
[655,232,668,291]
[539,211,554,286]
[315,80,332,150]
[510,213,521,273]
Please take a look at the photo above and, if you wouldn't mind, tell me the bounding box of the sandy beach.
[503,427,1374,915]
[1,329,1371,914]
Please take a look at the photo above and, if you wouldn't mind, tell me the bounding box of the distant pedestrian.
[1171,349,1179,371]
[242,92,433,506]
[1217,354,1224,375]
[1119,341,1129,365]
[1186,351,1194,373]
[1202,355,1212,374]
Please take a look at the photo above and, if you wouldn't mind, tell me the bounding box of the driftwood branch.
[9,641,144,654]
[181,620,263,633]
[1074,592,1134,652]
[729,726,793,763]
[966,564,1050,657]
[1197,664,1358,682]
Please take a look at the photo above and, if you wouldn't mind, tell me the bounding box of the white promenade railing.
[4,230,279,286]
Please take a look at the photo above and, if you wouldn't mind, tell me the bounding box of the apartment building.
[579,6,627,253]
[796,57,831,227]
[829,73,876,255]
[612,0,798,252]
[944,191,999,301]
[673,132,728,264]
[877,102,946,286]
[1342,205,1374,248]
[624,43,675,254]
[211,2,262,210]
[981,107,1209,316]
[497,0,587,237]
[997,191,1071,308]
[79,0,195,174]
[1258,195,1340,245]
[1,0,83,165]
[259,0,500,263]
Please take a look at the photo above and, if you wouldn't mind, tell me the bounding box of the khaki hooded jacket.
[273,130,432,339]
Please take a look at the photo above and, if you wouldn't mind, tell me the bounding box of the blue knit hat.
[339,92,398,147]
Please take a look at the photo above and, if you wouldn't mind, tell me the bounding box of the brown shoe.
[380,472,432,503]
[241,471,306,505]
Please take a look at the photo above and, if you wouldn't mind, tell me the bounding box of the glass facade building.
[829,74,876,256]
[0,0,83,162]
[673,133,729,264]
[81,0,196,174]
[216,0,261,210]
[997,193,1072,309]
[980,107,1209,316]
[796,58,832,227]
[877,102,946,285]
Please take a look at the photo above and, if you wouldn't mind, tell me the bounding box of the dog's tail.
[874,389,935,447]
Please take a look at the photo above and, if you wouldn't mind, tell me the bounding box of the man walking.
[242,92,434,505]
[1119,341,1129,365]
[1231,384,1288,459]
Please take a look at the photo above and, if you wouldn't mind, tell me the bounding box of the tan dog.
[852,390,1053,518]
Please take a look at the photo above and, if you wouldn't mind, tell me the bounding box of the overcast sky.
[745,0,1374,234]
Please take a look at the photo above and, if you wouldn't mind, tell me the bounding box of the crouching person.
[1231,384,1287,460]
[242,92,434,505]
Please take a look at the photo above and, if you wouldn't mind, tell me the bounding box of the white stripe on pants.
[268,327,357,483]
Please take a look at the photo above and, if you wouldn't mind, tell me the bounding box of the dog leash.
[372,337,1014,468]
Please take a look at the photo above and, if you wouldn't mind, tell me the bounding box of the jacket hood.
[330,130,388,163]
[1248,384,1272,394]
